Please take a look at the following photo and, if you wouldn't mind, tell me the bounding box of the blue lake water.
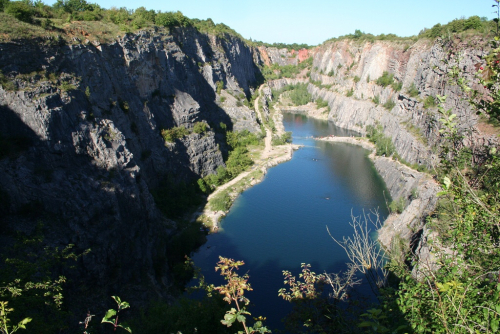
[191,113,389,331]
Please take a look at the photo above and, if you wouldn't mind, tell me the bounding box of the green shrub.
[406,83,419,97]
[372,95,380,105]
[0,0,9,11]
[272,83,311,106]
[155,10,191,28]
[423,95,436,109]
[0,71,16,91]
[391,81,402,91]
[216,81,224,94]
[366,124,396,156]
[353,76,360,83]
[376,71,395,87]
[261,59,312,81]
[225,146,253,176]
[118,99,129,113]
[315,97,329,109]
[389,197,406,213]
[5,1,34,23]
[289,84,312,105]
[161,126,189,142]
[383,100,396,110]
[40,18,53,30]
[193,122,208,134]
[272,132,292,145]
[346,88,354,97]
[210,191,231,211]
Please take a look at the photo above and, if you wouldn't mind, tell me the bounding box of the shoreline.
[195,142,301,231]
[314,135,440,258]
[194,84,303,232]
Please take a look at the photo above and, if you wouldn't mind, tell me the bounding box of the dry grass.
[0,13,60,42]
[0,13,152,44]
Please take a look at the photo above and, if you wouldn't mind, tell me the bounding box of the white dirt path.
[197,85,298,230]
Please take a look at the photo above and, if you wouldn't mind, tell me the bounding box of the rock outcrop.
[280,39,498,168]
[0,26,263,307]
[1,23,499,312]
[266,38,499,272]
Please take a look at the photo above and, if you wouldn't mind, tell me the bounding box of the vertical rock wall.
[0,26,263,306]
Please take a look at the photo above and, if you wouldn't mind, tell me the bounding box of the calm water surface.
[192,114,389,330]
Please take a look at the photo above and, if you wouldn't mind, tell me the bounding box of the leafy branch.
[214,257,270,334]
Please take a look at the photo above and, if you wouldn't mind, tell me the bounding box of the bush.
[383,100,396,110]
[40,18,53,30]
[272,83,312,106]
[366,124,396,156]
[353,76,360,83]
[225,147,253,176]
[216,81,224,94]
[210,191,231,211]
[423,95,436,109]
[372,95,380,105]
[155,10,191,28]
[376,71,395,87]
[0,0,9,11]
[391,81,402,91]
[389,197,406,214]
[346,88,354,97]
[5,1,34,23]
[288,84,312,105]
[315,97,329,109]
[272,132,292,145]
[193,122,208,134]
[406,83,419,97]
[161,126,189,142]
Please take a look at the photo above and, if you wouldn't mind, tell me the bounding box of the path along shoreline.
[193,86,302,231]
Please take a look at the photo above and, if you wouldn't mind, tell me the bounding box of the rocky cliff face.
[265,38,499,272]
[0,26,263,306]
[272,38,498,167]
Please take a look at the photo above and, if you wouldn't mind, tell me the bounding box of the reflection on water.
[192,113,389,331]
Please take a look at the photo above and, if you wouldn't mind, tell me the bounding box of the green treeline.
[197,128,263,194]
[261,57,313,81]
[0,0,247,39]
[324,15,495,44]
[249,40,311,50]
[272,83,312,106]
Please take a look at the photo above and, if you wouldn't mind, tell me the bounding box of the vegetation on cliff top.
[1,0,500,333]
[323,15,496,45]
[0,0,251,43]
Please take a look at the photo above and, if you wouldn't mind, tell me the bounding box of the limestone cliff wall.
[264,39,499,271]
[267,39,498,167]
[0,26,262,305]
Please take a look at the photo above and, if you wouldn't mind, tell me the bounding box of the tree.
[5,1,34,23]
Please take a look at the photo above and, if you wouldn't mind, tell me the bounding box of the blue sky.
[46,0,496,45]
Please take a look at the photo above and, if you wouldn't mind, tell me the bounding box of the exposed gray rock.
[375,157,440,252]
[0,26,262,307]
[308,39,498,167]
